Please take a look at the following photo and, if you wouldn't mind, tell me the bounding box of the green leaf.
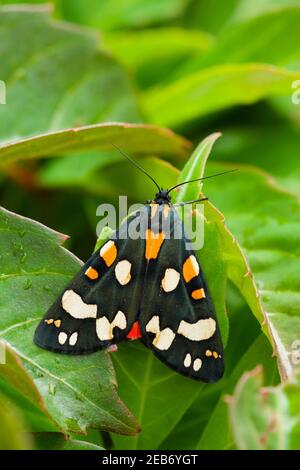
[0,5,141,145]
[0,122,190,164]
[160,283,263,449]
[112,342,206,450]
[0,206,139,435]
[39,154,180,197]
[0,391,32,450]
[197,335,279,450]
[182,0,240,34]
[228,366,300,450]
[144,64,300,127]
[197,334,277,450]
[209,125,300,197]
[0,341,44,406]
[34,432,104,450]
[60,0,189,31]
[0,341,58,431]
[175,133,265,347]
[206,162,300,380]
[229,0,299,24]
[181,6,300,75]
[104,27,214,88]
[75,157,179,200]
[0,378,59,433]
[175,132,222,202]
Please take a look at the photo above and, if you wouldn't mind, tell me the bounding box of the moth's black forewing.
[139,205,224,382]
[34,210,148,354]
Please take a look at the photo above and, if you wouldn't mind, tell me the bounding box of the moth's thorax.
[153,189,171,205]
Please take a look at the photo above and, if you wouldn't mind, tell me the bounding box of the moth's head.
[153,189,172,205]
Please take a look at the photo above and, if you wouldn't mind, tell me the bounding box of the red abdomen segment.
[126,321,142,340]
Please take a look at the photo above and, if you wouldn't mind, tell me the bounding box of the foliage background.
[0,0,300,450]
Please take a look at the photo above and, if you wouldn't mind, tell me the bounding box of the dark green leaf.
[144,64,299,127]
[0,391,32,450]
[0,123,190,164]
[0,206,139,435]
[0,5,140,145]
[206,161,300,380]
[34,432,104,450]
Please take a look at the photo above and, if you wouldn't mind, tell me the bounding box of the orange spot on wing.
[100,241,117,267]
[54,319,61,328]
[183,255,199,283]
[85,266,99,280]
[145,229,165,260]
[192,288,206,300]
[45,319,54,325]
[126,321,142,340]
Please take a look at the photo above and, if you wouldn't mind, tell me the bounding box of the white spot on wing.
[161,268,180,293]
[184,353,192,368]
[193,358,202,371]
[178,318,216,341]
[114,310,127,330]
[62,290,97,319]
[58,332,67,345]
[69,332,78,346]
[115,260,132,285]
[146,315,175,351]
[96,311,127,341]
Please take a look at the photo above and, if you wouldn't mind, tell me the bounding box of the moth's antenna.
[174,197,208,207]
[111,143,161,192]
[167,169,238,195]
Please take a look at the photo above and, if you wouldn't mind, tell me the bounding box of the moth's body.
[35,190,224,382]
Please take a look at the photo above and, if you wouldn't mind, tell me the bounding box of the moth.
[34,149,230,382]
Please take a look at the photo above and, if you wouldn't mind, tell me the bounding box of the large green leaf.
[34,432,104,450]
[206,161,300,380]
[0,391,32,450]
[0,206,139,435]
[182,0,239,33]
[112,342,206,450]
[197,335,278,449]
[60,0,189,31]
[0,341,58,431]
[182,0,296,34]
[160,282,263,449]
[0,122,190,164]
[175,134,265,348]
[228,0,298,24]
[209,124,300,197]
[180,6,300,75]
[104,27,213,88]
[40,156,179,202]
[228,366,300,450]
[144,64,300,127]
[0,5,141,145]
